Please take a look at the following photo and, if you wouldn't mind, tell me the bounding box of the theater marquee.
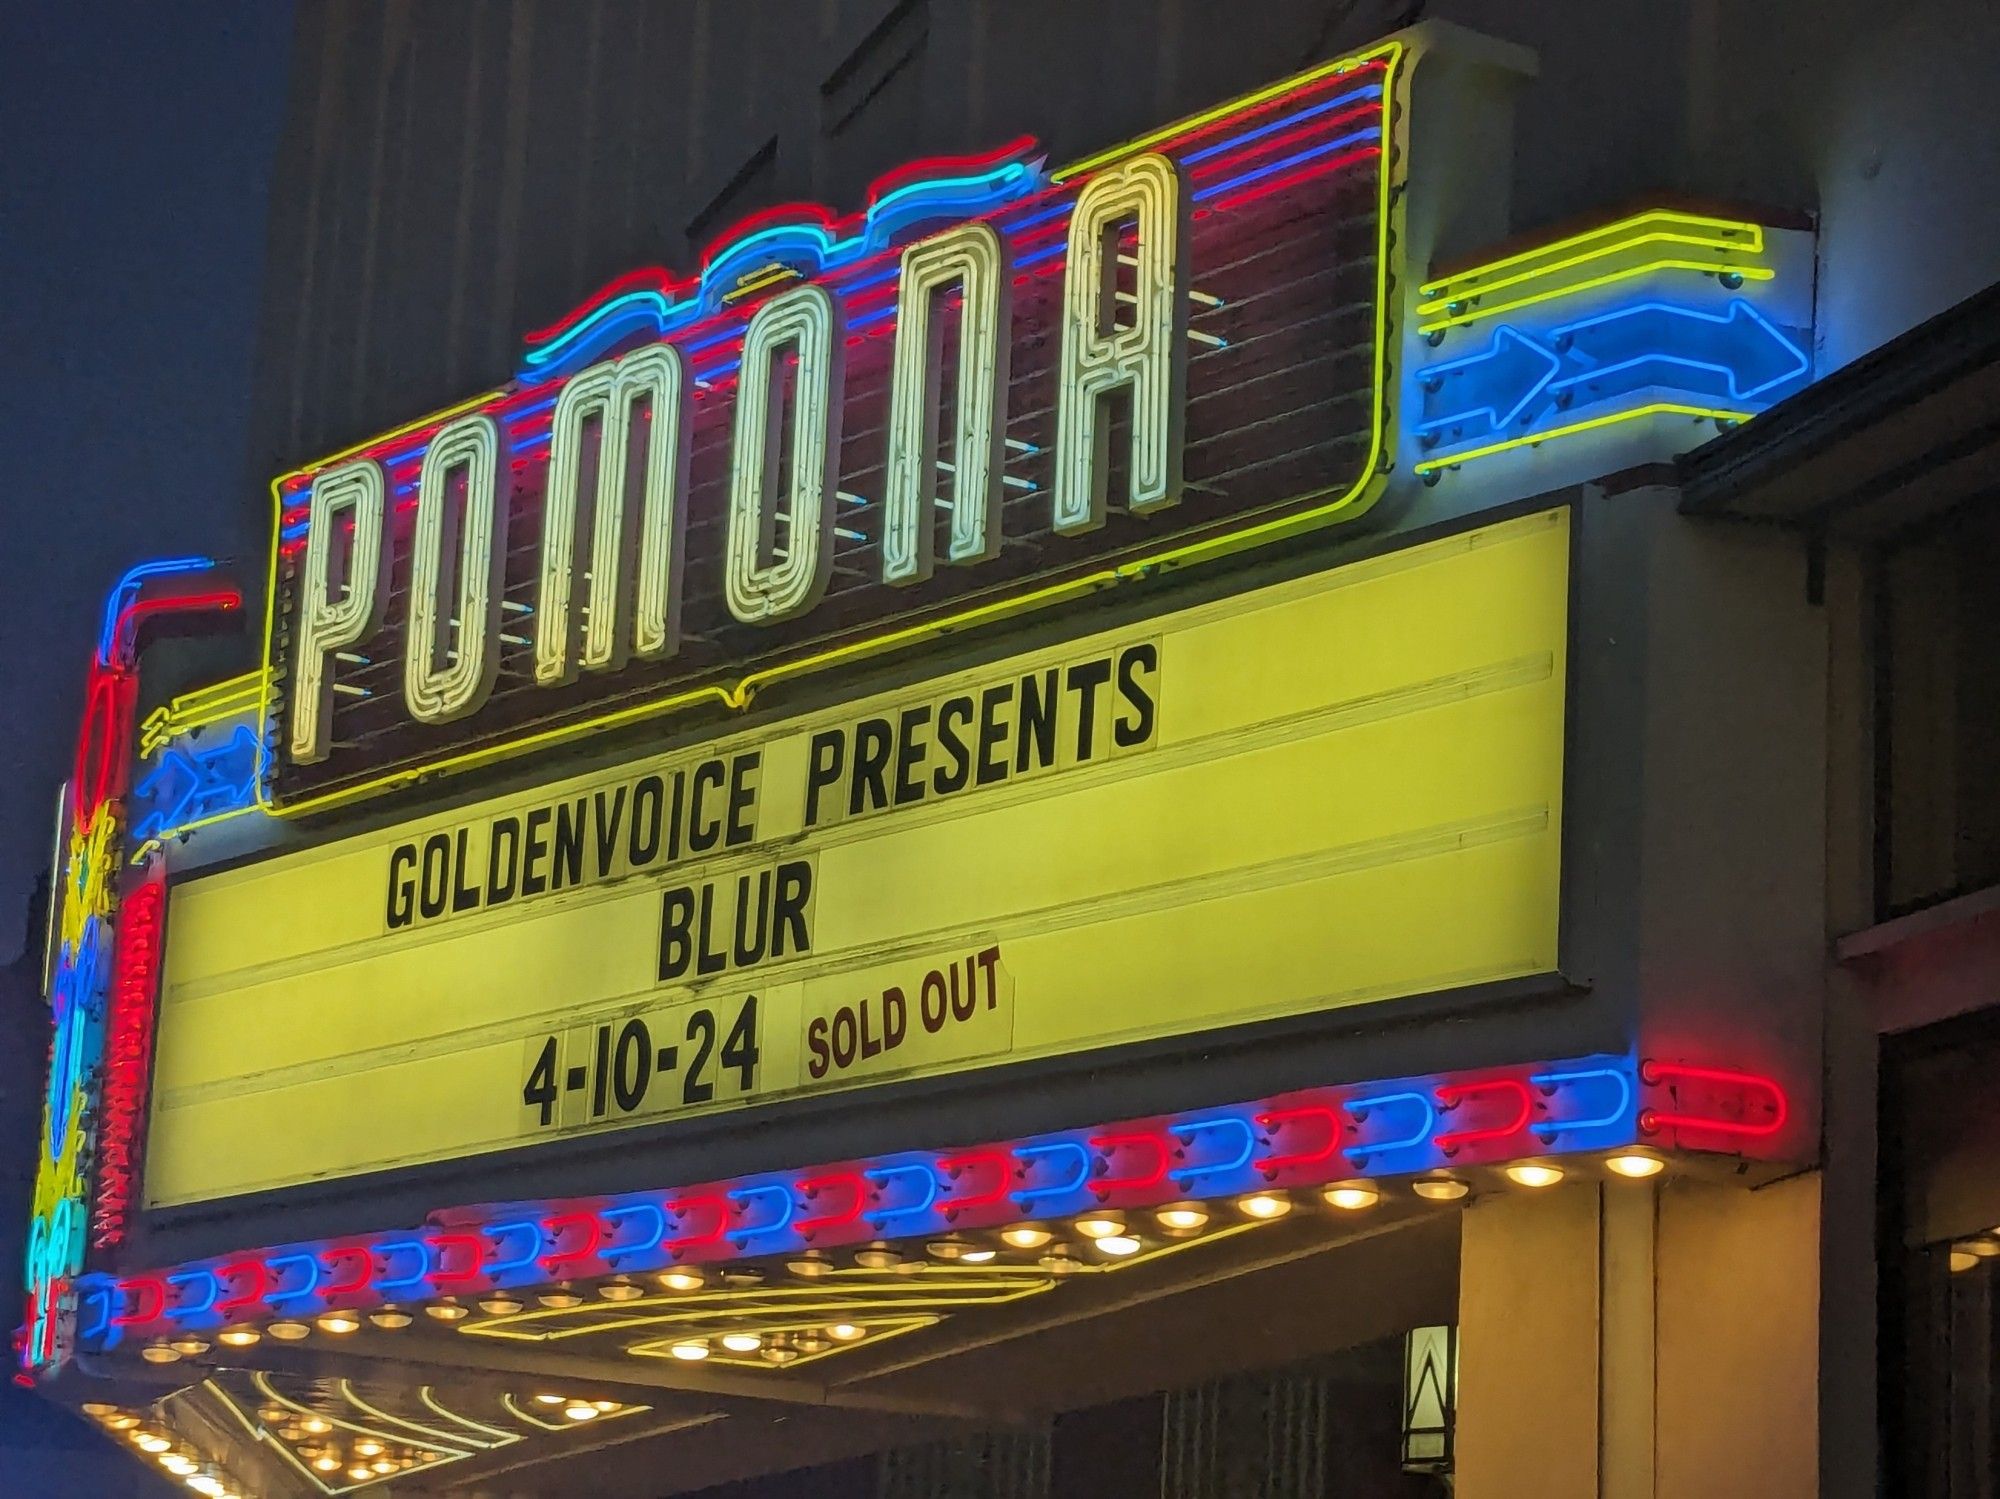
[261,45,1406,814]
[149,509,1569,1206]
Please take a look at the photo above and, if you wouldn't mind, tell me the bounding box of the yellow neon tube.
[1418,209,1763,298]
[1411,402,1750,474]
[1416,255,1774,334]
[1055,41,1401,180]
[261,43,1406,819]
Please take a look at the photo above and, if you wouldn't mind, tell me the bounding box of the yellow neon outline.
[258,41,1407,819]
[127,804,261,867]
[1411,402,1750,474]
[1419,209,1762,296]
[249,1370,475,1459]
[1416,255,1774,334]
[335,1377,483,1448]
[140,672,262,757]
[209,1378,347,1497]
[418,1387,519,1444]
[459,1268,1056,1344]
[636,1313,941,1371]
[1053,47,1395,180]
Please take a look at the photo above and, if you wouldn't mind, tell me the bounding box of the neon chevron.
[1417,208,1775,334]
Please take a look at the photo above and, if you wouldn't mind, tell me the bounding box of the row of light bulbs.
[83,1405,243,1497]
[252,1403,450,1481]
[131,1150,1670,1365]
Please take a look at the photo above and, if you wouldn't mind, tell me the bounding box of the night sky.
[0,4,291,962]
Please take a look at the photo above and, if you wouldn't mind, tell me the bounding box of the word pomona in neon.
[288,154,1193,764]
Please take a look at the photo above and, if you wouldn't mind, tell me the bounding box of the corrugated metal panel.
[878,1429,1052,1499]
[1161,1368,1339,1499]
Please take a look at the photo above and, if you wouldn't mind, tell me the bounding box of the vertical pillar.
[1455,1177,1821,1499]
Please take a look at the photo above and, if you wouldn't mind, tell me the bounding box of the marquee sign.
[148,509,1568,1207]
[262,44,1406,814]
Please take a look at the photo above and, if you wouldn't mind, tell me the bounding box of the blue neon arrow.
[1550,299,1808,402]
[1416,325,1562,434]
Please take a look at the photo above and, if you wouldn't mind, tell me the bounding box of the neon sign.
[22,561,240,1377]
[263,44,1406,814]
[1412,208,1813,477]
[74,1050,1788,1355]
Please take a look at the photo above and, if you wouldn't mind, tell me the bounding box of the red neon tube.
[538,1211,605,1273]
[1639,1062,1788,1139]
[1253,1106,1344,1173]
[1432,1079,1534,1153]
[425,1233,485,1289]
[937,1150,1013,1213]
[794,1173,866,1236]
[1088,1131,1172,1195]
[664,1195,730,1252]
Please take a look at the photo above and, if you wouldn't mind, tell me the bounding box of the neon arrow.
[1416,325,1561,433]
[1549,298,1808,402]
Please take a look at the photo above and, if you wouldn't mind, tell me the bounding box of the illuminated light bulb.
[371,1458,398,1474]
[533,1394,566,1405]
[720,1333,764,1353]
[278,1426,306,1443]
[1970,1239,2000,1259]
[312,1456,341,1473]
[1093,1234,1142,1257]
[1074,1216,1125,1240]
[368,1307,414,1328]
[301,1418,330,1436]
[599,1277,646,1301]
[852,1242,903,1270]
[1411,1175,1470,1202]
[669,1340,710,1362]
[141,1345,183,1365]
[1951,1248,1980,1274]
[1505,1163,1565,1189]
[787,1250,835,1278]
[216,1327,262,1347]
[1039,1246,1084,1276]
[1321,1182,1380,1211]
[538,1286,584,1309]
[109,1415,140,1431]
[794,1332,829,1355]
[827,1322,867,1342]
[657,1267,707,1291]
[162,1455,198,1475]
[476,1292,524,1315]
[1605,1151,1666,1180]
[1155,1203,1209,1233]
[348,1467,372,1483]
[168,1336,210,1356]
[1001,1224,1054,1250]
[425,1299,469,1322]
[266,1319,312,1340]
[1237,1192,1292,1220]
[139,1435,174,1453]
[590,1400,618,1412]
[81,1403,118,1417]
[925,1236,973,1260]
[353,1440,383,1457]
[761,1344,800,1365]
[187,1477,222,1496]
[960,1249,997,1264]
[316,1311,360,1334]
